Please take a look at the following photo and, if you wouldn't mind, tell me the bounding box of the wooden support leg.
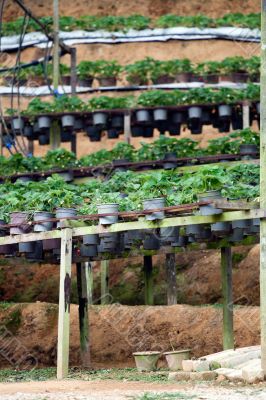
[57,228,73,380]
[144,255,153,305]
[221,247,234,350]
[76,262,90,367]
[166,253,177,305]
[101,260,109,305]
[87,262,93,305]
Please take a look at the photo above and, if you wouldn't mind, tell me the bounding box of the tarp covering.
[0,27,260,51]
[0,82,254,97]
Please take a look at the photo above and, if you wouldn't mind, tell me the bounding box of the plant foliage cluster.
[1,13,261,36]
[0,162,259,222]
[1,56,260,83]
[7,85,260,117]
[0,129,259,175]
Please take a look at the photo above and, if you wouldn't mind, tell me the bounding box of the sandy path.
[0,380,265,400]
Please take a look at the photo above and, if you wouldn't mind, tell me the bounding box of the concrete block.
[182,359,209,372]
[242,360,264,384]
[221,350,260,369]
[168,371,191,381]
[190,371,217,381]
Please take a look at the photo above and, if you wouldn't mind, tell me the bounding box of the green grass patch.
[133,393,196,400]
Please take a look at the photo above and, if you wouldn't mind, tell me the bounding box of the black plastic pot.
[142,126,154,138]
[26,241,44,261]
[61,130,73,143]
[80,244,98,257]
[186,224,201,237]
[10,212,31,235]
[43,238,60,251]
[39,133,50,145]
[197,190,223,216]
[38,116,51,130]
[230,228,244,242]
[172,235,188,247]
[239,144,258,160]
[163,153,178,170]
[131,125,143,137]
[168,125,181,136]
[231,107,243,130]
[11,117,24,132]
[107,129,120,139]
[77,77,93,87]
[83,234,98,245]
[211,221,231,234]
[98,77,117,87]
[135,110,151,124]
[19,242,35,253]
[92,112,108,127]
[143,198,165,221]
[74,118,84,132]
[143,234,160,250]
[201,109,212,125]
[111,115,124,129]
[56,208,77,228]
[61,115,75,129]
[24,125,34,139]
[153,108,167,121]
[33,211,54,232]
[232,219,250,230]
[160,226,179,244]
[188,119,202,135]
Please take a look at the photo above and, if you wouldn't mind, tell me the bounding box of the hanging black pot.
[248,218,260,234]
[38,116,51,130]
[80,244,98,257]
[111,115,124,129]
[83,234,99,245]
[153,108,167,122]
[92,112,108,127]
[61,115,75,128]
[143,233,160,250]
[61,129,73,143]
[188,119,203,134]
[26,241,44,261]
[163,153,178,170]
[230,227,244,242]
[107,129,120,139]
[218,105,232,133]
[231,106,243,130]
[24,125,34,139]
[39,133,50,145]
[113,159,129,172]
[168,124,181,136]
[211,221,231,235]
[131,125,143,137]
[11,117,24,132]
[77,77,94,87]
[197,190,223,216]
[195,226,212,241]
[142,126,154,138]
[160,226,179,244]
[172,235,188,247]
[201,109,212,126]
[186,224,202,237]
[74,118,84,132]
[239,144,258,160]
[43,238,60,251]
[232,219,250,230]
[86,125,101,138]
[19,242,35,253]
[90,133,102,142]
[135,110,151,124]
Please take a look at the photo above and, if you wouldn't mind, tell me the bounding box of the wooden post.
[261,0,266,376]
[242,100,250,129]
[221,247,234,350]
[50,0,61,150]
[143,255,153,305]
[166,253,177,305]
[0,123,3,156]
[28,140,34,156]
[124,111,131,144]
[76,262,90,367]
[101,260,109,305]
[87,261,93,305]
[57,228,72,380]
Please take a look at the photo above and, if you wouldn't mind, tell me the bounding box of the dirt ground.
[1,380,266,400]
[0,245,259,306]
[2,0,260,21]
[0,302,260,368]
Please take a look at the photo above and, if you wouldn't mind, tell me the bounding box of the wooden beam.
[165,253,177,305]
[144,255,153,305]
[261,0,266,377]
[57,228,72,380]
[221,247,234,350]
[101,260,110,305]
[76,262,90,367]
